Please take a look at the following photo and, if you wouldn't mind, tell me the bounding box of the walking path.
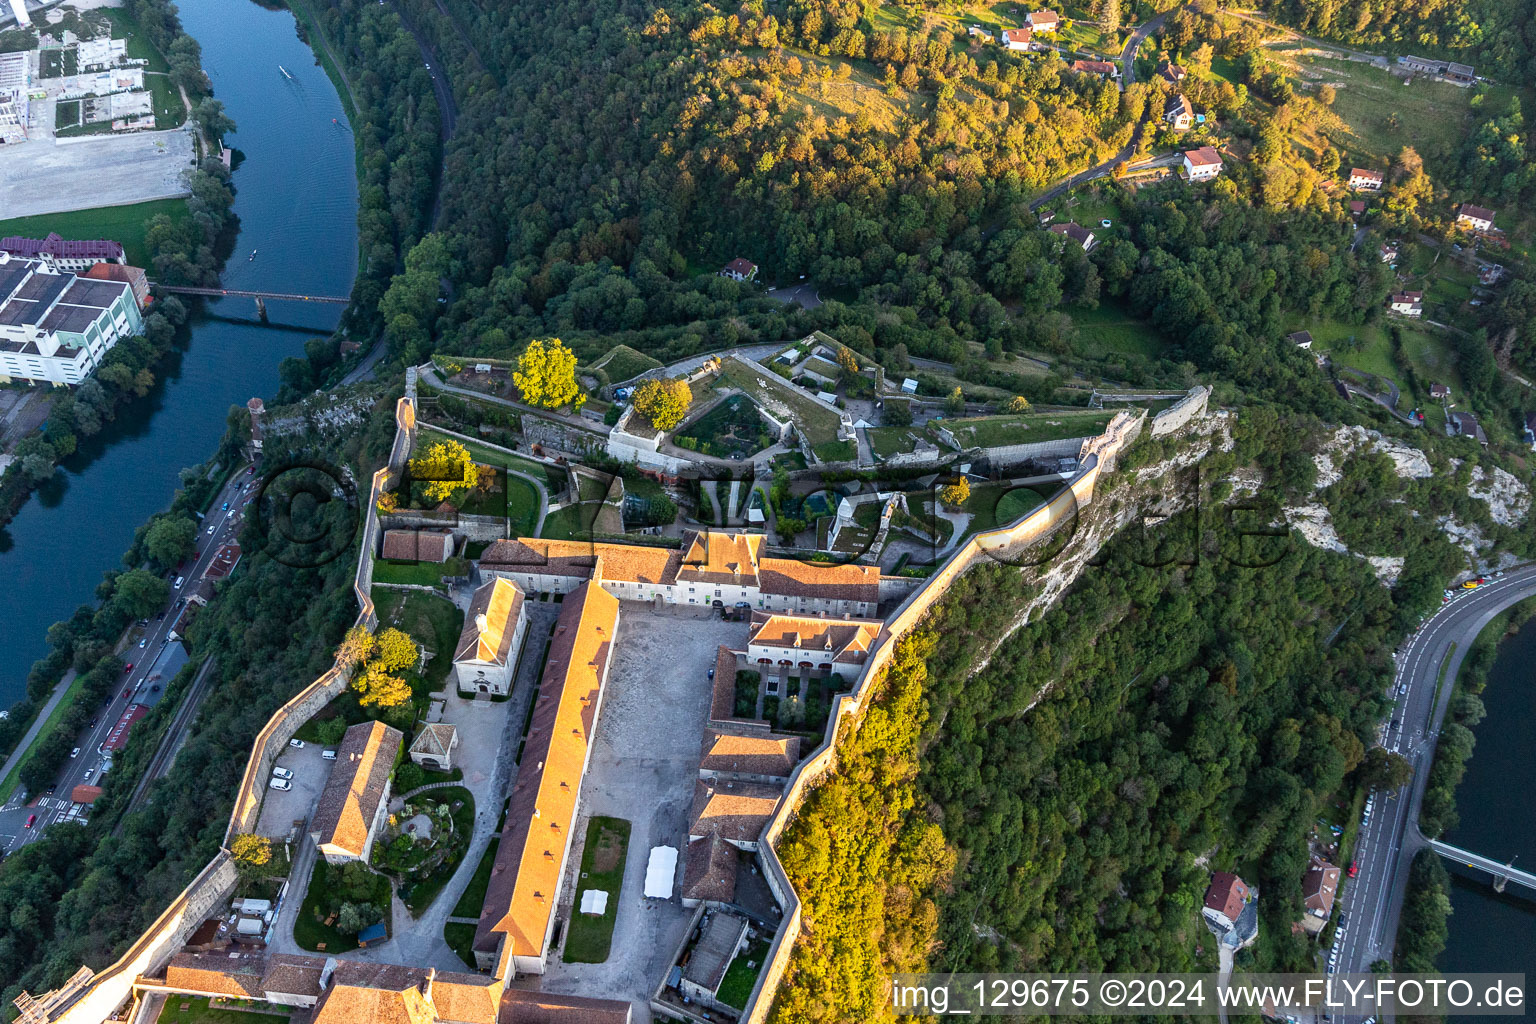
[0,670,76,803]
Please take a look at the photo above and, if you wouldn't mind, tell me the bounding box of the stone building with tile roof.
[680,834,742,908]
[689,779,782,851]
[454,577,528,696]
[478,529,887,616]
[309,721,404,864]
[409,723,459,772]
[473,581,621,977]
[744,610,882,681]
[698,729,801,784]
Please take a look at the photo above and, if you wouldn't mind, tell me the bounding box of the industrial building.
[0,50,27,144]
[0,254,145,386]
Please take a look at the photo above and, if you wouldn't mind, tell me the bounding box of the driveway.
[539,603,751,1022]
[254,742,332,839]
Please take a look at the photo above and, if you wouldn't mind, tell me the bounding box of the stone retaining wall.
[1150,386,1211,437]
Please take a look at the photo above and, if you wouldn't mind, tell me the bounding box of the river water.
[1440,613,1536,1021]
[0,0,357,708]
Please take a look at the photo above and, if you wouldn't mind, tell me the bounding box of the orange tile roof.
[475,581,620,963]
[311,720,403,858]
[757,557,881,603]
[481,538,681,587]
[498,989,633,1023]
[311,963,436,1024]
[455,577,525,665]
[689,779,781,843]
[709,646,742,723]
[381,528,454,563]
[432,972,506,1024]
[677,531,762,585]
[700,729,800,778]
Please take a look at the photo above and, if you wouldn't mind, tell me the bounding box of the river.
[1440,613,1536,1022]
[0,0,357,709]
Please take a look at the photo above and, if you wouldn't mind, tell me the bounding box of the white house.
[1164,93,1194,130]
[1025,9,1059,31]
[1348,168,1384,191]
[1455,203,1495,233]
[1388,291,1423,316]
[452,577,528,696]
[1183,146,1223,181]
[1000,26,1033,50]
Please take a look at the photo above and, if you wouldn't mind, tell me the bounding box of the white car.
[269,777,292,791]
[289,738,305,749]
[271,766,294,780]
[207,524,216,535]
[70,747,80,758]
[174,576,185,589]
[322,749,337,760]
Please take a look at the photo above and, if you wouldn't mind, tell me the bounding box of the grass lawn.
[963,482,1050,537]
[0,668,91,804]
[717,356,844,446]
[866,426,922,458]
[540,500,622,541]
[0,199,191,270]
[717,937,772,1010]
[1298,318,1461,413]
[445,922,478,970]
[373,589,464,691]
[675,395,774,459]
[591,344,662,383]
[940,410,1113,448]
[1070,301,1162,358]
[506,475,541,536]
[452,838,500,917]
[293,860,392,953]
[1286,53,1493,179]
[372,557,467,588]
[813,439,857,462]
[562,816,632,964]
[159,997,289,1024]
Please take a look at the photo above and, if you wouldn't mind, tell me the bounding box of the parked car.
[271,766,294,780]
[174,577,185,589]
[122,688,132,698]
[269,778,292,792]
[1348,861,1359,878]
[322,749,337,760]
[289,738,305,749]
[70,747,80,758]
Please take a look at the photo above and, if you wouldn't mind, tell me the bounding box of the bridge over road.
[1428,840,1536,893]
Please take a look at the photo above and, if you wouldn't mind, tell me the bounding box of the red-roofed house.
[1025,9,1059,31]
[1183,146,1223,181]
[1202,872,1252,930]
[719,258,757,282]
[1389,290,1424,316]
[1000,26,1033,50]
[1048,221,1098,252]
[1070,59,1118,79]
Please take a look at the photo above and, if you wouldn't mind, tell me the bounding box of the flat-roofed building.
[0,256,145,386]
[454,577,528,696]
[309,721,404,864]
[473,581,620,976]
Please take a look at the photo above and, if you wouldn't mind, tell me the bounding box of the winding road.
[1334,564,1536,989]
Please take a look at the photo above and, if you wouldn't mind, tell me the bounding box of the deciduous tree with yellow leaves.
[408,439,479,503]
[514,338,580,408]
[633,377,692,430]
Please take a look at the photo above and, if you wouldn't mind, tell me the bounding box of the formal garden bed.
[373,785,476,915]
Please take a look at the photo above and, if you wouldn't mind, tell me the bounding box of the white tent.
[579,889,609,916]
[645,845,678,899]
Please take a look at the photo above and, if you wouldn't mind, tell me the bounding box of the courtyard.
[540,602,750,1017]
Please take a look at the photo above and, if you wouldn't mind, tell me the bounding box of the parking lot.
[540,603,750,1015]
[0,128,194,218]
[254,741,334,840]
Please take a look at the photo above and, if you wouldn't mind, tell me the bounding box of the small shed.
[356,921,388,946]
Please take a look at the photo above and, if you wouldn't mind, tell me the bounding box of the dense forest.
[770,406,1521,1021]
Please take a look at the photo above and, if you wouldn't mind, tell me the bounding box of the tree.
[835,346,860,377]
[354,664,412,709]
[513,337,580,408]
[940,478,971,508]
[1002,395,1032,413]
[230,832,272,869]
[945,386,965,415]
[395,762,427,793]
[883,400,913,427]
[335,901,382,935]
[335,624,375,669]
[632,377,692,430]
[146,516,198,566]
[408,439,479,503]
[1318,83,1336,106]
[376,490,398,514]
[314,717,349,745]
[373,628,418,672]
[113,569,171,619]
[1359,747,1414,791]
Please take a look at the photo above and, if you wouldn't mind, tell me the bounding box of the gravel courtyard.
[0,129,194,218]
[539,602,750,1021]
